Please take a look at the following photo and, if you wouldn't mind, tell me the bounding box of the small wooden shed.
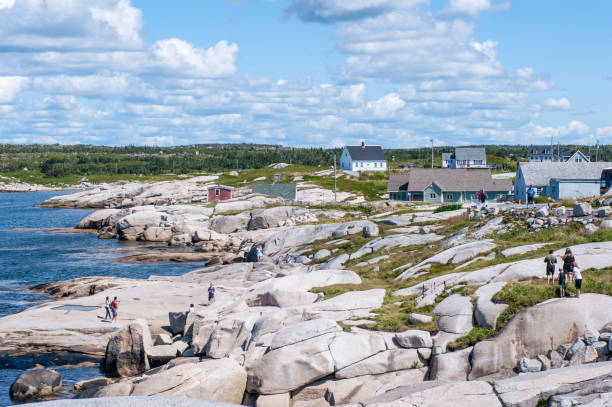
[208,185,234,201]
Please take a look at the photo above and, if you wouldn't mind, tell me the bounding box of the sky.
[0,0,611,148]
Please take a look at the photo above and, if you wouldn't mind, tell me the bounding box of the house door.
[412,192,423,201]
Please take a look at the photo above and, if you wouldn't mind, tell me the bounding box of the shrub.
[433,204,462,213]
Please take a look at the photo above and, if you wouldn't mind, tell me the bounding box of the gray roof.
[441,153,452,161]
[518,162,612,186]
[345,145,386,161]
[528,145,555,155]
[454,147,486,161]
[387,169,512,192]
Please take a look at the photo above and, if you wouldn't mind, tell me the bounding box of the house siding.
[208,187,233,201]
[550,179,601,200]
[424,184,442,203]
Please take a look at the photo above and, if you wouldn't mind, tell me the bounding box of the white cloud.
[0,0,15,10]
[0,76,28,103]
[543,97,571,110]
[596,126,612,138]
[0,0,143,51]
[366,93,406,119]
[442,0,511,18]
[150,39,238,78]
[285,0,427,23]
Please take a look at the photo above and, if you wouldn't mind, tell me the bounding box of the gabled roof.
[518,162,612,185]
[454,147,486,161]
[387,169,512,192]
[528,145,555,155]
[344,145,386,161]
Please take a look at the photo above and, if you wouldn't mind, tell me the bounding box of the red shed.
[208,185,234,201]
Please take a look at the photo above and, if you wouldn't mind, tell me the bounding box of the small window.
[430,193,436,199]
[446,193,453,200]
[374,162,377,168]
[215,188,220,196]
[536,187,542,196]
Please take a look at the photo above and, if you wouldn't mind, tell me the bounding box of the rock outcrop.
[103,319,153,377]
[10,368,62,400]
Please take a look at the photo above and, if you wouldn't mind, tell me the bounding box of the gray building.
[514,162,612,201]
[527,145,590,162]
[388,169,512,203]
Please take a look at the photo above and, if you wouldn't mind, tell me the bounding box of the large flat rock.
[0,280,210,356]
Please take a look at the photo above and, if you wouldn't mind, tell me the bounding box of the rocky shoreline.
[3,181,612,405]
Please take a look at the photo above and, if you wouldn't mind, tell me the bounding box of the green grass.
[433,204,462,213]
[447,327,498,351]
[493,268,612,328]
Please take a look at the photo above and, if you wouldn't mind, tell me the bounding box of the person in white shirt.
[573,262,583,298]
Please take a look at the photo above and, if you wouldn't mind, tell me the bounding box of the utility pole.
[430,138,434,168]
[333,153,337,202]
[596,140,599,162]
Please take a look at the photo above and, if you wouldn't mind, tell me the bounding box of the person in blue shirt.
[208,283,215,303]
[527,185,536,207]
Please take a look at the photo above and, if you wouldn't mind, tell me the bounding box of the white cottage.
[340,141,387,172]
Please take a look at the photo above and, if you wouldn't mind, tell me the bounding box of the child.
[573,262,583,298]
[557,268,566,298]
[544,250,557,286]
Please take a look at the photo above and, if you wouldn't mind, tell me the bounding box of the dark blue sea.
[0,191,202,405]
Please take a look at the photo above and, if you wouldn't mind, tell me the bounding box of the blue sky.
[0,0,611,148]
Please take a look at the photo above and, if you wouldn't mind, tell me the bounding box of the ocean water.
[0,191,202,405]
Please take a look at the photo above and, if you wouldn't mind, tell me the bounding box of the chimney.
[361,140,365,148]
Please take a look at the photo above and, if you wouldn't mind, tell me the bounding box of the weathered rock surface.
[10,368,62,400]
[130,359,247,404]
[103,319,152,377]
[394,330,432,349]
[470,294,612,380]
[500,243,550,257]
[335,349,422,379]
[429,346,473,381]
[34,396,239,406]
[434,294,473,335]
[247,333,336,394]
[473,282,507,329]
[494,361,612,407]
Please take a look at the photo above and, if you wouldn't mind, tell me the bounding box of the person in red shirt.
[111,296,120,323]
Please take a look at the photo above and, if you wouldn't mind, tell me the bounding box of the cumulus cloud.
[596,126,612,138]
[366,93,406,119]
[150,39,238,78]
[442,0,511,18]
[0,0,143,51]
[0,0,14,10]
[543,97,571,110]
[284,0,427,23]
[0,76,28,103]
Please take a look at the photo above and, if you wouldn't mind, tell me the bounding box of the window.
[215,188,220,196]
[536,187,542,196]
[374,162,377,168]
[446,193,453,200]
[430,193,436,199]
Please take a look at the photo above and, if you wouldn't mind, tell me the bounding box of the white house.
[441,147,487,169]
[340,141,386,172]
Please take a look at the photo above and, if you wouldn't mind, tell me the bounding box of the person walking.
[557,267,566,298]
[110,296,120,323]
[477,189,488,208]
[544,250,557,286]
[527,185,536,207]
[103,296,112,321]
[573,262,583,298]
[562,248,575,284]
[208,283,215,303]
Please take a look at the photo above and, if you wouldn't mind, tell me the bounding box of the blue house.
[514,162,612,201]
